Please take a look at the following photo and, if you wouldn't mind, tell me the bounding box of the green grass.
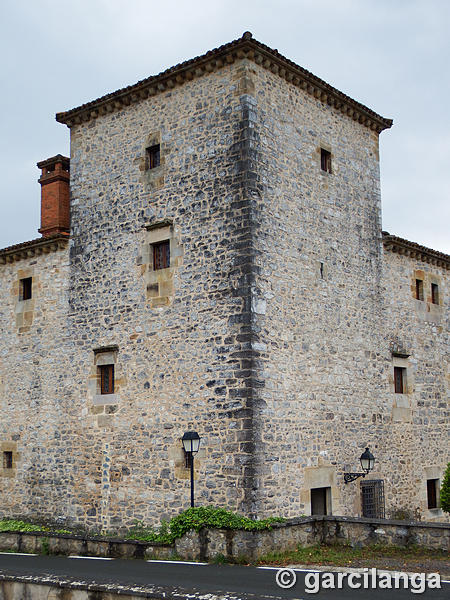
[258,543,449,566]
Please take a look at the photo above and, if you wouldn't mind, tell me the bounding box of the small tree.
[440,462,450,514]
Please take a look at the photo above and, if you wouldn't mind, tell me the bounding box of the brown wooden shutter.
[394,366,404,394]
[100,364,114,394]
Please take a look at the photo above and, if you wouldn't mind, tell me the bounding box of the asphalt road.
[0,553,448,599]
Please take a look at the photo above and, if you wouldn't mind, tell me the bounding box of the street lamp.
[344,447,375,484]
[182,431,201,507]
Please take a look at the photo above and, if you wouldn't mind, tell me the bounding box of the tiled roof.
[382,232,450,269]
[56,32,392,133]
[0,234,69,264]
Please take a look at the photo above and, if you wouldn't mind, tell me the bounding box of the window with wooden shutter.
[320,148,332,173]
[146,144,160,170]
[99,364,114,395]
[3,451,13,469]
[431,283,439,305]
[394,366,405,394]
[415,279,424,301]
[152,240,170,270]
[20,277,32,301]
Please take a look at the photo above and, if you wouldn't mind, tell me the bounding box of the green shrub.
[440,462,450,514]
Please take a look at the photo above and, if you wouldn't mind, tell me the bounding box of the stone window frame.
[139,132,165,189]
[139,221,183,308]
[90,346,120,406]
[391,354,411,395]
[13,269,37,333]
[319,143,332,175]
[424,467,443,516]
[19,277,33,301]
[426,478,439,509]
[0,442,18,478]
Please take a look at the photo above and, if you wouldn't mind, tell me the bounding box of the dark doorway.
[311,487,331,515]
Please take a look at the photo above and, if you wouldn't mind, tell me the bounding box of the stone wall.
[0,244,70,521]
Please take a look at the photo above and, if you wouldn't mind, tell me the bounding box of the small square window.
[320,148,331,173]
[152,240,170,270]
[99,364,114,395]
[394,366,406,394]
[431,283,439,305]
[20,277,32,301]
[3,451,13,469]
[146,144,160,170]
[415,279,424,301]
[427,478,439,509]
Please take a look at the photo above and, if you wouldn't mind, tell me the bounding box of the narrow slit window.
[20,277,32,301]
[394,366,406,394]
[3,451,13,469]
[146,144,160,170]
[415,279,424,301]
[152,240,170,270]
[431,283,439,305]
[99,364,114,395]
[427,479,439,509]
[320,148,331,173]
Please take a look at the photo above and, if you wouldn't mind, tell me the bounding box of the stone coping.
[56,32,392,133]
[270,515,450,530]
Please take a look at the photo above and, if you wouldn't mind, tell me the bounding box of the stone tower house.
[0,33,448,530]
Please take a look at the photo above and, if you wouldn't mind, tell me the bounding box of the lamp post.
[344,447,375,484]
[182,431,201,507]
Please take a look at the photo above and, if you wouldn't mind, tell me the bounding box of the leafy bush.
[126,507,284,544]
[440,462,450,514]
[168,506,284,542]
[0,520,44,533]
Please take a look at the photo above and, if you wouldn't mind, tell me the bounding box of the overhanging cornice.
[382,232,450,270]
[56,32,392,133]
[0,234,69,265]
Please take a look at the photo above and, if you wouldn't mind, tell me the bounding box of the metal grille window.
[320,148,332,173]
[146,144,160,169]
[394,366,406,394]
[3,451,13,469]
[99,364,114,395]
[152,240,170,270]
[361,479,385,518]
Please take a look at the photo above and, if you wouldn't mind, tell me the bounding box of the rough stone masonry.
[0,32,448,531]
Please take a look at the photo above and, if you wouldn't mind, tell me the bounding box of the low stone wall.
[0,575,231,600]
[0,531,174,560]
[176,516,450,561]
[0,516,448,563]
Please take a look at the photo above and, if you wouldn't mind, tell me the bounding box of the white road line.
[146,559,208,565]
[68,555,114,560]
[0,552,38,556]
[257,566,320,573]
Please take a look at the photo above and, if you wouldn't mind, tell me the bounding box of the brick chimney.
[37,154,70,237]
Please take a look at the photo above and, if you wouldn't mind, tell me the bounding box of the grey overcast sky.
[1,0,449,253]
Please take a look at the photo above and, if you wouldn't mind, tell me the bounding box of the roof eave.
[56,32,392,133]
